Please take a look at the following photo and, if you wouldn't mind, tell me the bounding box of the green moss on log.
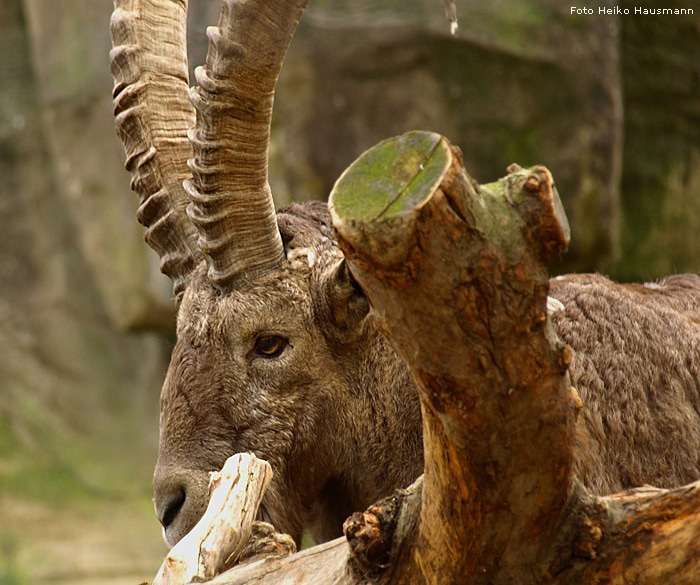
[331,132,450,221]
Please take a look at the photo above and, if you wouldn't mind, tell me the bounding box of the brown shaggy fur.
[550,273,700,494]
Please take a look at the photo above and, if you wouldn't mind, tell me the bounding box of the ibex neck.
[307,330,424,543]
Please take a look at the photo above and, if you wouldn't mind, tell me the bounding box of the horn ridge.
[186,0,310,291]
[110,0,202,302]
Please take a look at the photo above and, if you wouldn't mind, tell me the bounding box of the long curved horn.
[110,0,202,301]
[186,0,310,291]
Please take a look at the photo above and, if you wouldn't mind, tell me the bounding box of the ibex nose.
[153,464,210,547]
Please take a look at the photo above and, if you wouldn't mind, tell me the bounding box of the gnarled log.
[330,131,575,584]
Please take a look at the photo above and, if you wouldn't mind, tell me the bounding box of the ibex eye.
[254,335,287,358]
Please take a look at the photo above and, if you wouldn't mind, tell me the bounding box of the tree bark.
[179,131,700,585]
[548,482,700,584]
[330,131,575,584]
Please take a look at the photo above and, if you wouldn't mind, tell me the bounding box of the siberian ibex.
[110,0,700,548]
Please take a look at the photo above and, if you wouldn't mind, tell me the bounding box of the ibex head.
[110,0,423,546]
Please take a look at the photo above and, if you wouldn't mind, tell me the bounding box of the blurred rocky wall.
[611,0,700,279]
[280,0,698,276]
[0,0,168,498]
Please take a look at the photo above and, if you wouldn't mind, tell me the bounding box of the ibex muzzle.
[111,0,700,550]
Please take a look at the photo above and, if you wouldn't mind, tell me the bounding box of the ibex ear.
[323,259,370,335]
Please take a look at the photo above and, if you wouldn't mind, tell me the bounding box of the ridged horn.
[110,0,202,302]
[185,0,310,291]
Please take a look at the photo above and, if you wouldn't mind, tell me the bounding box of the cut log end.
[329,131,455,270]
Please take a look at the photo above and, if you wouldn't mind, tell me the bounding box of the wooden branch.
[152,453,274,585]
[199,478,424,585]
[201,538,351,585]
[329,131,700,583]
[548,480,700,584]
[330,131,576,584]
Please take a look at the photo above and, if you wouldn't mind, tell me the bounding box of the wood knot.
[234,521,296,568]
[506,163,523,175]
[559,345,574,369]
[574,517,603,559]
[344,494,403,577]
[523,174,541,193]
[345,510,390,571]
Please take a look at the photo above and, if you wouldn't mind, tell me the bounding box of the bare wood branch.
[549,480,700,584]
[153,453,273,585]
[201,538,352,585]
[198,476,425,585]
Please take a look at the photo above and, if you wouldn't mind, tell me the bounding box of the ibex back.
[110,0,700,547]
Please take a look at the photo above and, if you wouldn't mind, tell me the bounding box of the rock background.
[0,0,698,583]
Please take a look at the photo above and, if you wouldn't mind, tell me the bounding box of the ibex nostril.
[158,489,186,530]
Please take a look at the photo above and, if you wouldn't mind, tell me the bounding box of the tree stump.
[330,130,575,584]
[330,131,700,585]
